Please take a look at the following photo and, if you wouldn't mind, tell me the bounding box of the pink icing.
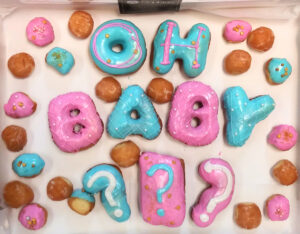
[192,158,235,227]
[268,125,298,151]
[267,194,290,221]
[48,92,103,153]
[18,203,47,230]
[26,17,54,46]
[167,81,219,146]
[224,20,252,42]
[4,92,36,118]
[139,152,185,227]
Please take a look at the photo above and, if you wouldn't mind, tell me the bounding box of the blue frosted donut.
[266,58,292,84]
[12,153,45,177]
[153,20,210,78]
[90,19,147,75]
[223,86,275,146]
[46,47,74,75]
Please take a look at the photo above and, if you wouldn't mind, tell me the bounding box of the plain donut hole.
[130,110,140,120]
[112,44,123,53]
[70,109,80,117]
[190,117,201,128]
[73,123,85,134]
[193,101,203,110]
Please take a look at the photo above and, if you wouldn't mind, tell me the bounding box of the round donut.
[266,194,290,221]
[223,20,252,43]
[7,53,35,78]
[268,124,298,151]
[265,58,292,84]
[4,92,37,118]
[48,92,103,153]
[26,17,54,47]
[18,203,47,230]
[90,19,147,75]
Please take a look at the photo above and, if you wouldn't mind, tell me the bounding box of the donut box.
[0,1,300,233]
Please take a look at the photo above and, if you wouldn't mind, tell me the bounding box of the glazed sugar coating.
[266,58,292,84]
[167,81,219,146]
[26,17,54,46]
[13,153,45,178]
[146,78,174,104]
[224,50,251,75]
[268,125,298,151]
[1,125,27,152]
[4,92,36,118]
[234,202,262,229]
[266,194,290,221]
[7,53,35,78]
[139,152,185,227]
[247,26,274,52]
[47,176,73,201]
[272,159,298,185]
[110,140,140,167]
[95,77,122,102]
[48,92,103,153]
[68,11,94,39]
[18,203,47,230]
[46,47,75,75]
[224,20,252,42]
[192,158,235,227]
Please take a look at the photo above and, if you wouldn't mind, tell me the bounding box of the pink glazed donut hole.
[26,17,54,46]
[18,203,47,230]
[268,125,298,151]
[266,194,290,221]
[224,20,252,43]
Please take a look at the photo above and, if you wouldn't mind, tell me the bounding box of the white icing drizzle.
[200,214,209,222]
[204,161,233,213]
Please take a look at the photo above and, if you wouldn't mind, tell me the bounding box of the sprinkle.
[173,131,176,134]
[174,108,177,111]
[171,50,175,54]
[235,132,238,136]
[42,20,47,24]
[160,29,164,33]
[277,134,281,138]
[107,59,111,63]
[167,193,172,198]
[88,134,92,138]
[144,129,147,132]
[58,63,62,67]
[186,125,189,128]
[170,221,175,225]
[145,185,150,190]
[172,160,176,164]
[240,31,244,36]
[231,108,234,112]
[261,103,265,107]
[191,41,196,45]
[144,156,149,160]
[32,164,35,168]
[129,93,132,96]
[244,102,247,106]
[248,124,251,127]
[233,27,239,32]
[17,161,22,167]
[66,136,69,139]
[22,163,26,167]
[281,63,284,66]
[105,34,109,38]
[133,49,138,54]
[32,218,36,224]
[26,216,30,221]
[285,67,288,72]
[155,66,160,71]
[147,217,151,221]
[289,133,293,138]
[12,105,17,111]
[31,35,36,40]
[213,106,216,110]
[193,61,197,65]
[202,35,205,39]
[236,93,239,96]
[241,25,244,29]
[15,95,18,98]
[53,123,56,126]
[179,89,182,93]
[175,205,181,210]
[275,68,279,71]
[115,127,118,131]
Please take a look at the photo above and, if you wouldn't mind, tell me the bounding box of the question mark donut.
[82,164,131,222]
[192,158,235,227]
[139,152,185,227]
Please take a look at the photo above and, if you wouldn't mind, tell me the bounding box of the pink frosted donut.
[192,158,235,227]
[167,81,219,146]
[224,20,252,43]
[268,125,298,151]
[266,194,290,221]
[139,152,185,227]
[18,203,47,230]
[4,92,36,118]
[26,17,54,46]
[48,92,103,153]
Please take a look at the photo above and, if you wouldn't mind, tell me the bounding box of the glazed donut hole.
[234,202,262,229]
[95,77,122,102]
[47,176,73,201]
[110,140,140,167]
[247,26,274,52]
[8,52,35,78]
[224,50,251,75]
[146,78,174,103]
[68,11,94,39]
[1,125,27,152]
[272,159,298,185]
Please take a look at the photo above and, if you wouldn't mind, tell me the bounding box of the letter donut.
[48,92,103,153]
[90,19,147,75]
[153,20,210,78]
[139,152,185,227]
[192,158,235,227]
[82,164,131,222]
[167,81,219,146]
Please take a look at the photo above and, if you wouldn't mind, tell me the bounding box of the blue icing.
[46,47,74,74]
[82,164,131,222]
[71,189,95,203]
[12,153,45,177]
[90,19,147,75]
[107,85,161,140]
[153,20,210,78]
[268,58,292,84]
[223,86,275,147]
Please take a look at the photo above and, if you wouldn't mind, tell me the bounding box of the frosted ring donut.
[90,19,147,75]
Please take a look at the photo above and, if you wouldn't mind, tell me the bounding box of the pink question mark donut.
[192,158,235,227]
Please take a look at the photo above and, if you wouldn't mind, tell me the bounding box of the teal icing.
[146,163,174,203]
[46,47,74,74]
[268,58,292,84]
[107,85,161,140]
[157,208,165,217]
[90,19,147,75]
[12,153,45,177]
[153,20,210,78]
[223,86,275,147]
[82,164,131,222]
[71,189,95,203]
